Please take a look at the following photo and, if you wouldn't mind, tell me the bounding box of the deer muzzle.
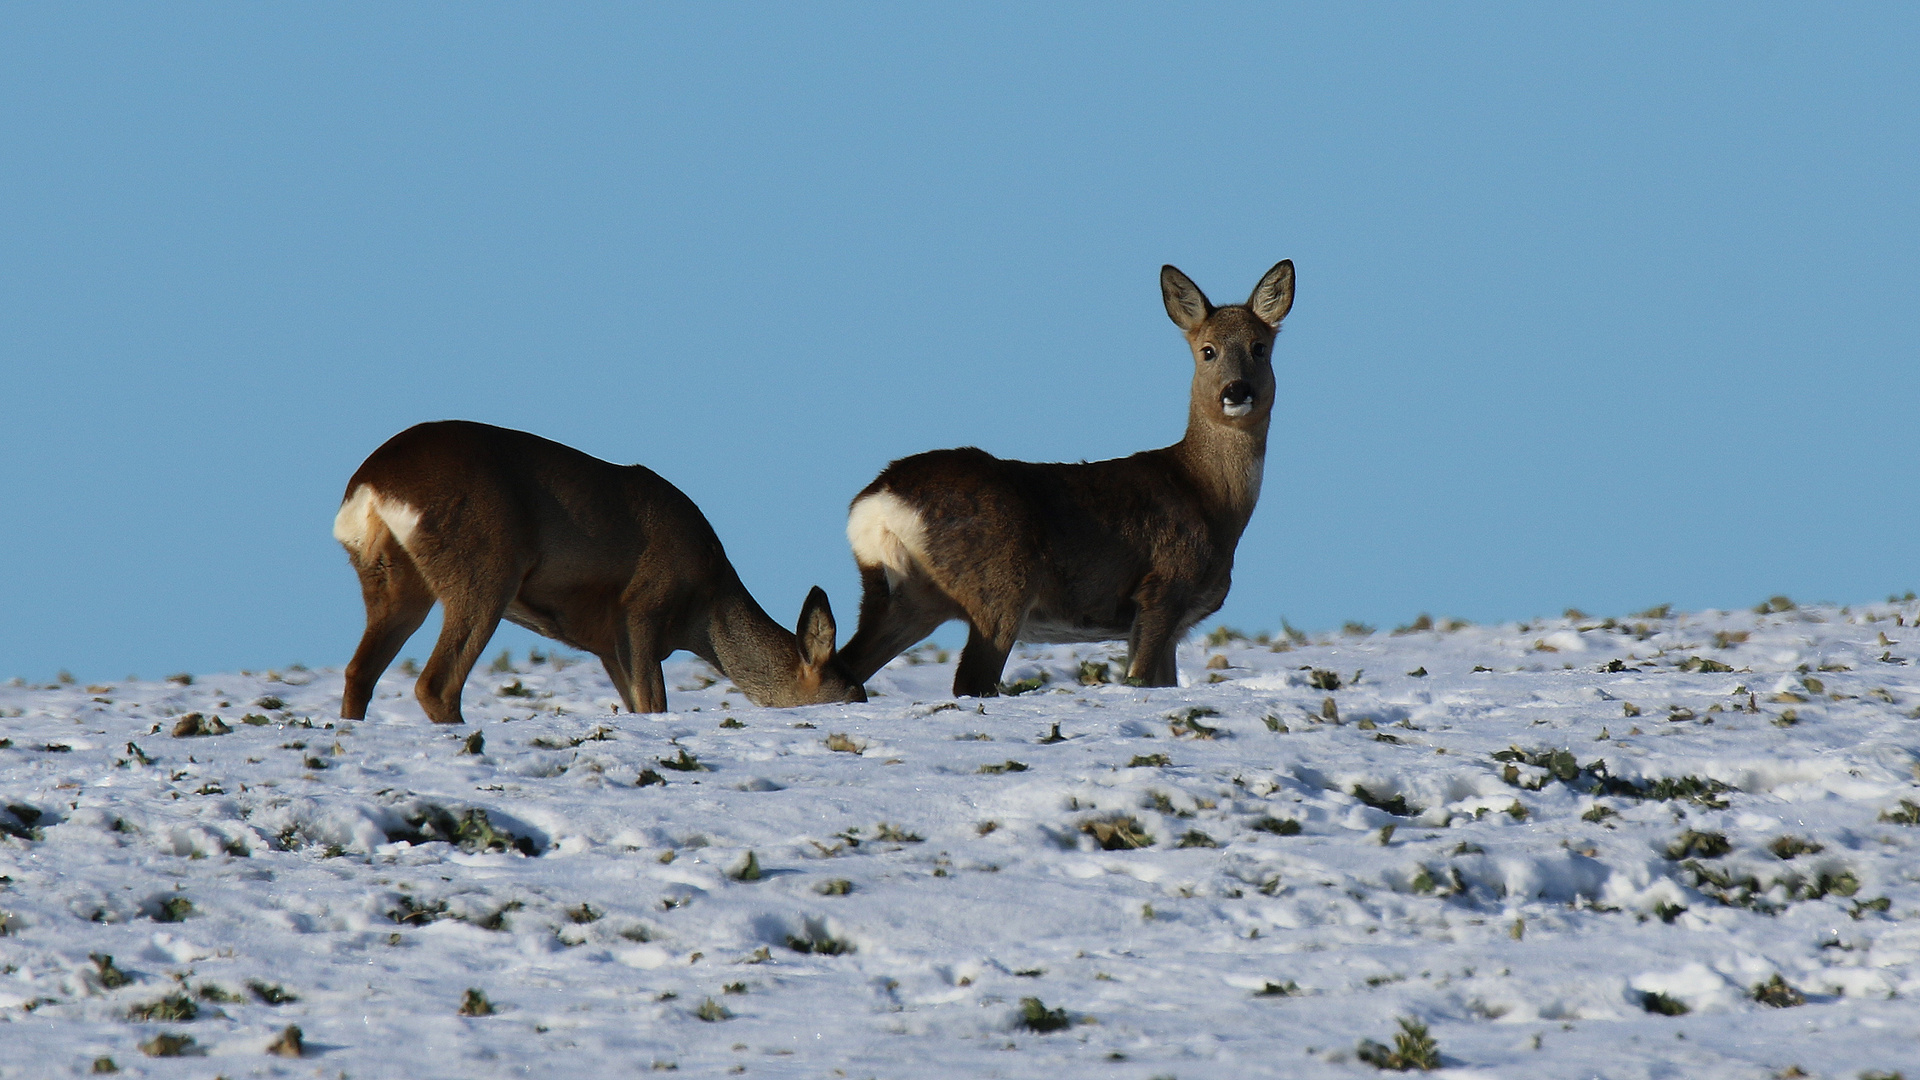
[1220,380,1255,418]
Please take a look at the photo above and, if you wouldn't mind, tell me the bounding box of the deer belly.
[1019,613,1128,645]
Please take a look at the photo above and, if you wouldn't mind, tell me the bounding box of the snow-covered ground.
[3,601,1919,1079]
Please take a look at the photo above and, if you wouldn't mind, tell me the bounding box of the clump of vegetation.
[874,823,923,842]
[823,733,865,755]
[1751,974,1806,1008]
[1356,1016,1441,1071]
[248,981,297,1005]
[1755,595,1796,614]
[531,725,615,749]
[497,680,533,698]
[1792,869,1860,901]
[129,993,198,1022]
[0,802,42,842]
[1167,707,1220,738]
[150,896,194,923]
[489,650,515,674]
[460,730,485,755]
[978,760,1028,774]
[90,953,132,989]
[458,988,495,1016]
[636,768,665,787]
[1393,614,1433,635]
[1666,830,1731,860]
[998,672,1050,695]
[1640,991,1689,1015]
[169,713,230,737]
[1879,799,1920,826]
[386,806,538,856]
[729,851,762,881]
[648,746,703,772]
[1768,835,1824,859]
[90,1056,118,1073]
[694,997,732,1022]
[389,894,450,926]
[1351,784,1416,817]
[1176,829,1218,848]
[194,983,242,1003]
[1487,746,1735,808]
[1653,901,1688,924]
[1077,660,1111,685]
[1309,668,1343,691]
[1255,980,1300,996]
[1250,816,1301,836]
[1082,815,1154,850]
[1682,656,1736,673]
[1037,723,1067,744]
[266,1024,305,1057]
[138,1033,196,1057]
[815,879,853,896]
[1017,997,1072,1032]
[1127,753,1171,768]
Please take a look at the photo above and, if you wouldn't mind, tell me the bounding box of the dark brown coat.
[839,261,1295,696]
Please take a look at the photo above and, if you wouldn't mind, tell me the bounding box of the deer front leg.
[597,647,639,714]
[620,615,668,715]
[1124,578,1183,687]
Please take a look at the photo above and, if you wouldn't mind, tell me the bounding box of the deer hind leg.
[839,566,957,685]
[342,532,435,720]
[408,551,525,725]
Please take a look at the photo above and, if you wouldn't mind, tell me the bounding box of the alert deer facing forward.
[838,260,1294,697]
[335,421,864,724]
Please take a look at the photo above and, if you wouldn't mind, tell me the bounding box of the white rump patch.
[332,485,423,555]
[847,490,928,591]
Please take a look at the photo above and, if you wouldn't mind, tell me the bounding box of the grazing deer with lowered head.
[838,260,1294,697]
[334,420,864,723]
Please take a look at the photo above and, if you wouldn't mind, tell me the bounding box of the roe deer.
[838,260,1294,696]
[334,420,864,723]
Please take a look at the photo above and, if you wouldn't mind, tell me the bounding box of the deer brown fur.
[838,260,1294,697]
[335,421,863,723]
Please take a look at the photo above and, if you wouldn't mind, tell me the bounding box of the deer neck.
[1173,411,1269,530]
[698,585,807,707]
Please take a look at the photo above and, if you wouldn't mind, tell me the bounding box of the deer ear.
[796,586,837,667]
[1161,265,1212,333]
[1247,259,1294,327]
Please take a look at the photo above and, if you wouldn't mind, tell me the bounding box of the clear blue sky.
[4,5,1917,682]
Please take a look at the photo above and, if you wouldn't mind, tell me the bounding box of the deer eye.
[1252,342,1268,358]
[1200,345,1217,362]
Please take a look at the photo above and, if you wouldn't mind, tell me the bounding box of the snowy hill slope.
[2,602,1918,1078]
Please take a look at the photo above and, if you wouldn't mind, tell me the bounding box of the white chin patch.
[1222,401,1253,418]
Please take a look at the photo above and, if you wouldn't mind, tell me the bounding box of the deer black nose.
[1220,380,1255,418]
